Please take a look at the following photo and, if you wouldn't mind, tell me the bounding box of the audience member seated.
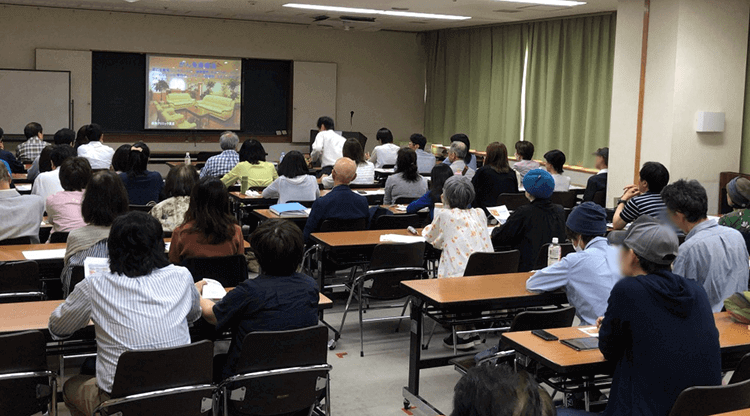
[150,164,199,232]
[262,150,319,203]
[49,211,201,416]
[452,366,555,416]
[662,179,749,312]
[472,142,518,213]
[0,127,25,173]
[321,138,375,188]
[720,176,750,233]
[492,169,566,272]
[310,116,346,176]
[16,122,48,162]
[46,157,92,237]
[368,127,400,168]
[62,171,129,294]
[0,163,44,243]
[195,219,318,381]
[73,124,89,149]
[612,161,670,230]
[303,158,369,243]
[169,177,244,264]
[583,147,608,202]
[111,144,131,173]
[543,149,571,192]
[409,133,435,174]
[447,141,475,179]
[118,142,163,205]
[423,175,493,279]
[526,202,622,325]
[27,128,75,182]
[76,124,114,170]
[32,145,76,206]
[201,131,240,179]
[407,164,454,221]
[442,134,477,170]
[579,216,721,416]
[221,139,277,188]
[512,140,540,181]
[384,148,428,205]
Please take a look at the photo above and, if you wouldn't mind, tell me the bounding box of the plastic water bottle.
[547,237,561,267]
[185,152,191,165]
[280,151,286,164]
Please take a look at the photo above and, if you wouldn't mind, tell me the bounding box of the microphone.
[350,111,354,130]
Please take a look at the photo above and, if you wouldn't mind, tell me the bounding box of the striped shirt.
[620,192,667,224]
[200,149,239,179]
[16,137,49,162]
[49,264,201,393]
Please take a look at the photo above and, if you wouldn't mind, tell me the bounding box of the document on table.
[578,326,599,338]
[22,249,66,260]
[380,234,426,243]
[15,184,32,192]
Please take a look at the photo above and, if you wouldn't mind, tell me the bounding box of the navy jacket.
[600,270,721,416]
[0,150,25,173]
[303,184,369,243]
[491,198,566,272]
[119,171,164,205]
[583,172,607,202]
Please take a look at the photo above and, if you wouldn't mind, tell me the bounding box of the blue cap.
[567,202,607,235]
[523,169,555,199]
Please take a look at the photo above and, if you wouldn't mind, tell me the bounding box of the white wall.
[0,4,426,156]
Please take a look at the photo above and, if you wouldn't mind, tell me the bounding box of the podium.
[309,130,368,154]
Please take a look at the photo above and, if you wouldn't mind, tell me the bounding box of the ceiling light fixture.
[495,0,586,6]
[282,3,471,20]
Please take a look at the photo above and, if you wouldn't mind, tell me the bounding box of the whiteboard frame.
[0,68,71,135]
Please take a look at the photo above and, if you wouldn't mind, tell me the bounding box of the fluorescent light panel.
[495,0,586,6]
[283,3,471,20]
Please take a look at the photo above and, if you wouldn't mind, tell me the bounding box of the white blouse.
[422,208,494,279]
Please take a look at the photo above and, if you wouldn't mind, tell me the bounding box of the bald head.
[332,157,357,186]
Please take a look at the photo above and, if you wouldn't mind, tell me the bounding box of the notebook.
[560,337,600,351]
[270,202,311,218]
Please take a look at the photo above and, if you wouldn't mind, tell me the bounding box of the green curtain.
[424,24,527,152]
[740,29,750,172]
[523,14,616,167]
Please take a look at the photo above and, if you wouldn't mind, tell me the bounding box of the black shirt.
[491,198,566,272]
[212,272,319,379]
[472,166,519,211]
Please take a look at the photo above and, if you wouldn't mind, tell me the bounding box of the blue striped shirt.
[49,264,201,393]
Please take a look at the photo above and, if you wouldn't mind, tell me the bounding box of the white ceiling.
[1,0,617,32]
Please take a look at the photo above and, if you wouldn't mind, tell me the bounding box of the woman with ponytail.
[118,141,164,205]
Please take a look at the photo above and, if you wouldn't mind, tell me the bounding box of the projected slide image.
[146,55,242,130]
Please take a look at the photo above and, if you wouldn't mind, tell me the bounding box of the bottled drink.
[280,151,286,164]
[185,152,191,165]
[547,237,561,267]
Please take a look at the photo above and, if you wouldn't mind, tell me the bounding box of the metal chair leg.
[423,317,437,350]
[394,297,410,332]
[358,281,364,357]
[338,279,359,335]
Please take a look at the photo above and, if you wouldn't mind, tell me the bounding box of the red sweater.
[169,222,244,264]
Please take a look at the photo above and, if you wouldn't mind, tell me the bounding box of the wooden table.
[165,161,204,168]
[712,409,750,416]
[400,273,568,414]
[311,228,423,248]
[11,172,30,183]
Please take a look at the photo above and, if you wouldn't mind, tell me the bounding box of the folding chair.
[218,326,331,416]
[729,352,750,384]
[394,197,419,204]
[534,243,576,270]
[370,214,422,230]
[94,340,215,416]
[591,190,606,208]
[0,260,45,303]
[0,331,57,416]
[0,236,33,245]
[338,242,426,356]
[550,191,578,208]
[496,193,529,211]
[668,378,750,416]
[463,250,520,276]
[48,231,70,243]
[182,255,249,288]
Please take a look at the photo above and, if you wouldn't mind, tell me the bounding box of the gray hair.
[443,175,475,209]
[219,131,239,150]
[0,162,8,184]
[450,141,467,159]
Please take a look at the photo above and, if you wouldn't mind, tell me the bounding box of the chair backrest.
[319,217,367,233]
[592,190,606,207]
[0,236,32,246]
[181,254,248,287]
[509,306,577,332]
[463,250,521,277]
[668,378,750,416]
[730,352,750,384]
[110,340,213,398]
[197,151,219,162]
[394,196,418,204]
[0,261,43,302]
[382,164,395,169]
[534,243,576,270]
[48,231,70,244]
[550,191,578,208]
[365,242,426,299]
[497,193,529,211]
[370,214,421,231]
[0,331,53,416]
[236,325,328,374]
[69,265,85,295]
[129,204,153,212]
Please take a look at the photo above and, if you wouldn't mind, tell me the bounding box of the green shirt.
[719,209,750,233]
[221,161,278,188]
